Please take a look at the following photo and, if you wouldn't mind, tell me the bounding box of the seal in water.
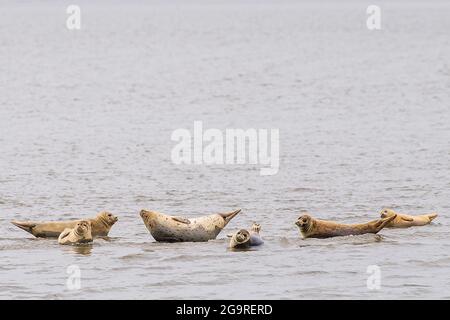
[295,213,396,239]
[140,209,241,242]
[380,208,438,228]
[11,211,118,238]
[229,223,264,249]
[58,220,93,245]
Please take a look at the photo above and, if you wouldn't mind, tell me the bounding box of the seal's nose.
[140,210,147,218]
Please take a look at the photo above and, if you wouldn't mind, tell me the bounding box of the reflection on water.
[227,247,262,253]
[67,244,93,256]
[0,0,449,299]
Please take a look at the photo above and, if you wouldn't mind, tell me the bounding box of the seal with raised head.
[11,211,118,238]
[140,209,241,242]
[380,208,438,228]
[295,213,396,239]
[229,223,264,249]
[58,220,93,245]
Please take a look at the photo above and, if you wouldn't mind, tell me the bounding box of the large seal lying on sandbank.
[58,220,93,245]
[11,212,118,238]
[380,208,438,228]
[229,223,264,249]
[140,209,241,242]
[295,213,396,239]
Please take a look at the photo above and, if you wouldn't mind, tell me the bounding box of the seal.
[295,213,396,239]
[11,211,118,238]
[380,208,438,228]
[58,220,93,245]
[229,223,264,249]
[140,209,241,242]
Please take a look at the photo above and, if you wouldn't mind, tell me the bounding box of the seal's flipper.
[59,228,71,241]
[401,216,414,222]
[375,215,397,232]
[427,213,438,221]
[11,220,37,235]
[219,209,241,223]
[251,223,261,233]
[171,217,191,224]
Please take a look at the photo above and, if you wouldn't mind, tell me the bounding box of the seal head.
[295,214,314,237]
[230,229,251,249]
[97,211,118,226]
[380,208,397,219]
[140,210,159,229]
[75,220,90,237]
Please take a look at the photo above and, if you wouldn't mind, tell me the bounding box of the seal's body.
[11,212,118,238]
[380,208,437,228]
[140,209,241,242]
[295,213,396,239]
[229,223,264,249]
[58,220,93,245]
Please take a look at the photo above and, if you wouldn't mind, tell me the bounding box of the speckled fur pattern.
[140,209,241,242]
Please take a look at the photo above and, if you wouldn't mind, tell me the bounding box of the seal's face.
[235,229,250,244]
[99,212,118,226]
[140,210,157,228]
[295,214,312,231]
[230,229,251,248]
[380,208,396,219]
[76,220,90,234]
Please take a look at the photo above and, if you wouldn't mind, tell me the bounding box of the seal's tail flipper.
[427,213,438,222]
[374,214,397,233]
[11,220,36,235]
[251,223,261,233]
[220,209,241,223]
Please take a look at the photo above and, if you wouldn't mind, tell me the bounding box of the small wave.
[276,234,387,248]
[290,187,322,192]
[402,283,432,288]
[294,270,329,276]
[147,280,187,287]
[159,253,224,262]
[119,252,147,260]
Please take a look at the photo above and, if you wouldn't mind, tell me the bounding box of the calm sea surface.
[0,0,449,299]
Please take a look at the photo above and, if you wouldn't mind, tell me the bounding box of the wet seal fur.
[58,220,93,245]
[140,209,241,242]
[11,212,118,238]
[295,213,396,239]
[229,223,264,249]
[380,208,438,228]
